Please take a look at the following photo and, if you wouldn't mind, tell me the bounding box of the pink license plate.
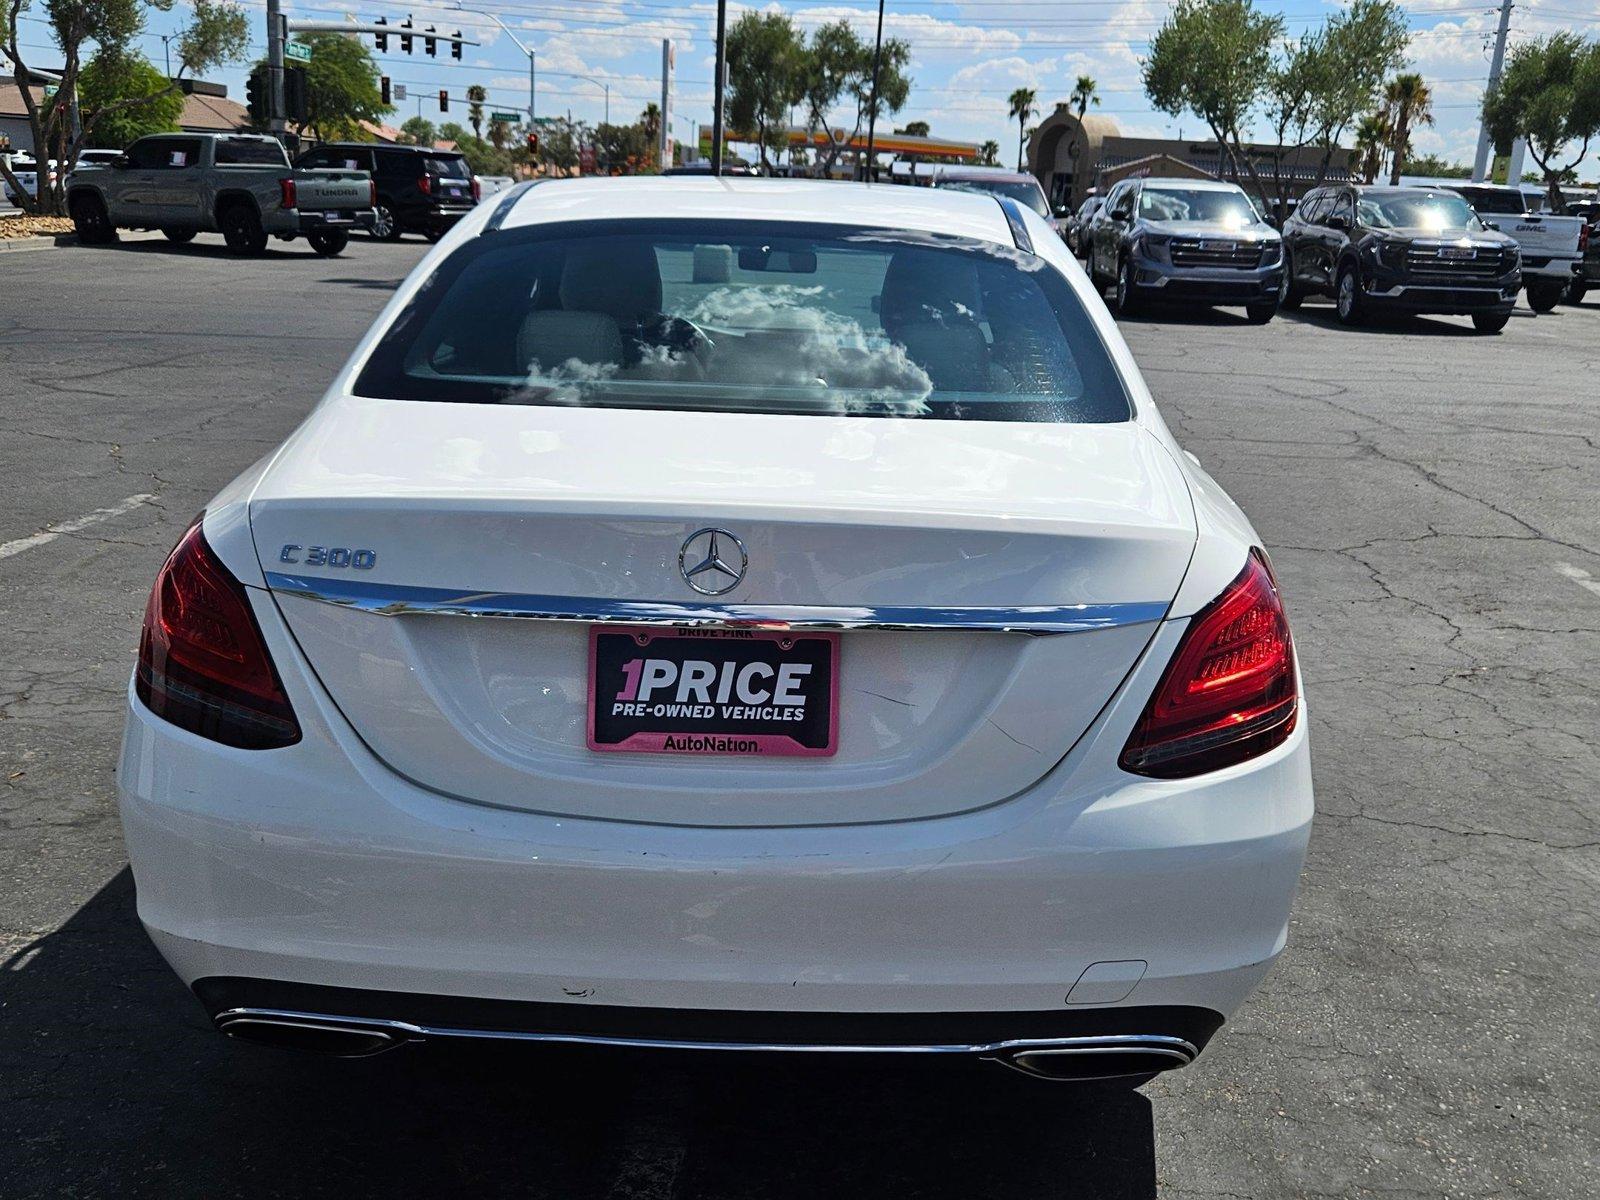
[587,626,839,757]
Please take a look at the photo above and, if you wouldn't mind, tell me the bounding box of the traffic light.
[400,17,413,53]
[374,15,387,51]
[438,89,449,113]
[381,76,391,106]
[424,25,436,56]
[245,64,268,124]
[526,131,539,155]
[284,66,309,124]
[451,30,462,61]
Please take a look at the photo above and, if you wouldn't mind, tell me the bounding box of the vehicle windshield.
[355,219,1130,423]
[942,178,1051,217]
[1138,187,1259,226]
[215,139,289,167]
[427,156,471,179]
[1446,187,1525,215]
[1358,192,1483,231]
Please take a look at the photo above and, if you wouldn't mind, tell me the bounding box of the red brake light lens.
[418,173,432,195]
[1120,549,1297,778]
[279,177,297,209]
[471,176,481,202]
[369,178,378,208]
[136,518,300,750]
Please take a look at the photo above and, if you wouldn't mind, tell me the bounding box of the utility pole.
[711,0,727,175]
[863,0,885,182]
[265,0,286,134]
[1471,0,1513,182]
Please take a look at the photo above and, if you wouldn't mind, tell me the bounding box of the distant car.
[66,133,376,256]
[1065,195,1102,257]
[297,143,479,241]
[74,149,123,168]
[4,156,52,206]
[1085,177,1284,323]
[662,163,759,176]
[1280,185,1520,332]
[1568,202,1598,303]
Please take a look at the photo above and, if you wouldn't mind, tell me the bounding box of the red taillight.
[369,178,378,208]
[136,518,300,750]
[1120,549,1297,778]
[279,178,297,209]
[471,176,481,202]
[1580,222,1590,252]
[418,173,432,195]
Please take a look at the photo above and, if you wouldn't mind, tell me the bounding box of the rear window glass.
[215,139,289,167]
[1445,186,1525,215]
[941,178,1050,217]
[353,219,1131,423]
[427,156,470,179]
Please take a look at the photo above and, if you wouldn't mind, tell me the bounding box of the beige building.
[1028,104,1355,213]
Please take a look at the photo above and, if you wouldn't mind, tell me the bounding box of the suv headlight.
[1260,238,1283,265]
[1135,233,1170,261]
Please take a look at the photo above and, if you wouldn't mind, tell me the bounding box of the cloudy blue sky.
[14,0,1600,165]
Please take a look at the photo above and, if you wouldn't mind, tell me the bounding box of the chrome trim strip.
[214,1008,1197,1060]
[263,572,1168,635]
[481,179,544,233]
[996,196,1034,254]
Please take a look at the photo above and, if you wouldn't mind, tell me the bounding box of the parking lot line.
[1554,562,1600,599]
[0,492,157,561]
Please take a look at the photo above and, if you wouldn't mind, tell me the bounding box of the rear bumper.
[117,597,1313,1036]
[405,204,475,233]
[290,208,377,235]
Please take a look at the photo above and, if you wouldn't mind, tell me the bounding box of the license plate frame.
[587,626,840,757]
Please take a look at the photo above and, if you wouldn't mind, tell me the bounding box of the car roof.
[320,142,463,155]
[934,169,1034,183]
[1131,177,1244,191]
[497,177,1017,245]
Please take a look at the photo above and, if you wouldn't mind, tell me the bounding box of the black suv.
[296,143,478,241]
[1280,184,1520,332]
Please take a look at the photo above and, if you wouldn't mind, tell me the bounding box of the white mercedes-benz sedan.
[118,177,1312,1080]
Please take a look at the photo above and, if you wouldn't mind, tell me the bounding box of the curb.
[0,229,169,254]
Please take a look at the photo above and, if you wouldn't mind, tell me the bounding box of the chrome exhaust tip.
[215,1010,412,1057]
[993,1035,1198,1081]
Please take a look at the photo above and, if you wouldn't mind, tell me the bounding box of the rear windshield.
[942,178,1050,217]
[427,156,471,179]
[215,139,289,167]
[1359,192,1483,232]
[353,219,1130,423]
[1446,187,1524,215]
[1138,187,1257,224]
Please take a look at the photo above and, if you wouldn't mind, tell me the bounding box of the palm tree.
[1008,87,1037,172]
[1353,111,1390,184]
[1070,75,1099,120]
[640,102,662,167]
[466,84,488,142]
[1383,73,1434,186]
[979,139,1000,166]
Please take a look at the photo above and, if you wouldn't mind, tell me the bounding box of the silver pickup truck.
[65,133,376,257]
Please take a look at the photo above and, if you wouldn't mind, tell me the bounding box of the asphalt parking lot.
[2,235,1596,1199]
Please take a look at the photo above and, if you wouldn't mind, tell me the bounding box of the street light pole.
[711,0,727,175]
[457,7,536,124]
[863,0,886,182]
[265,0,286,134]
[1471,0,1513,182]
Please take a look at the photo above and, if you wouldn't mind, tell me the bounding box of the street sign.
[532,116,558,126]
[490,111,521,124]
[42,83,58,99]
[393,84,407,101]
[284,42,312,63]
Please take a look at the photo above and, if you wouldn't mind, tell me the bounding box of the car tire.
[370,203,402,242]
[69,193,116,245]
[1335,263,1365,326]
[1525,278,1564,313]
[1564,281,1588,305]
[307,229,349,257]
[1472,311,1511,334]
[219,204,268,256]
[1277,252,1304,310]
[163,229,196,244]
[1245,302,1276,324]
[1115,256,1144,316]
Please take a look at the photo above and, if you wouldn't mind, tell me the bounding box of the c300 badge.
[279,544,377,569]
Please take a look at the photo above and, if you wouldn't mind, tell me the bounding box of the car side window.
[1331,191,1355,225]
[1296,192,1325,225]
[375,152,412,180]
[124,139,167,170]
[154,138,202,169]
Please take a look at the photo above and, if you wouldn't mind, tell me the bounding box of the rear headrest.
[879,249,982,335]
[518,310,624,373]
[558,240,662,323]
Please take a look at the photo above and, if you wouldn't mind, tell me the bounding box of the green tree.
[640,102,661,167]
[1008,87,1036,171]
[1482,32,1600,212]
[1400,151,1468,178]
[1143,0,1281,198]
[726,11,805,171]
[1353,111,1390,183]
[1383,72,1433,186]
[979,138,1000,166]
[594,120,653,173]
[466,83,487,141]
[488,116,510,153]
[275,32,389,142]
[534,115,589,174]
[78,52,183,148]
[899,119,930,137]
[796,20,911,178]
[1070,74,1098,119]
[1,0,248,213]
[399,116,437,146]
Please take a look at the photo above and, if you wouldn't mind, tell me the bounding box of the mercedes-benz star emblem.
[679,528,748,596]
